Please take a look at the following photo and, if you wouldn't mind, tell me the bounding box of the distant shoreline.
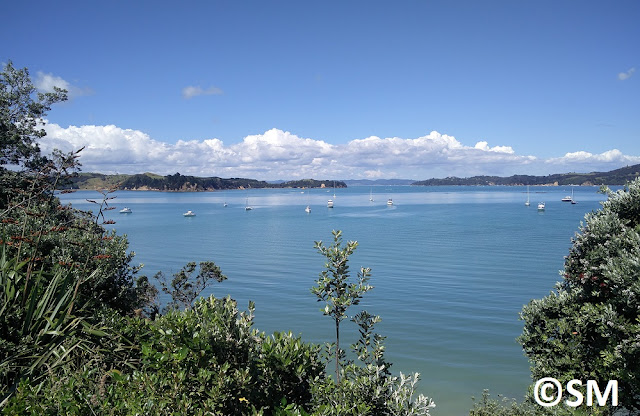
[65,163,640,191]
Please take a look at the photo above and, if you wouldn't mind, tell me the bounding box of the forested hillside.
[67,172,347,191]
[412,164,640,186]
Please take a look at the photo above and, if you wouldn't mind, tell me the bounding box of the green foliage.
[310,230,434,415]
[0,61,67,171]
[519,178,640,413]
[311,229,373,382]
[308,307,434,415]
[1,183,156,316]
[3,295,325,415]
[0,248,106,405]
[468,390,615,416]
[155,260,226,311]
[469,390,548,416]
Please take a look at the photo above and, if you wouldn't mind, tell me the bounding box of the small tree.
[310,230,435,415]
[156,261,227,311]
[311,230,373,383]
[519,178,640,413]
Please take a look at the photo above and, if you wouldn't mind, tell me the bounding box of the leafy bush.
[3,295,325,415]
[519,179,640,414]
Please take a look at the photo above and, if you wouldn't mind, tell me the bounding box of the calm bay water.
[60,185,608,415]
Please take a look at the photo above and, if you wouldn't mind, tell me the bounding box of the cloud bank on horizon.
[38,123,640,181]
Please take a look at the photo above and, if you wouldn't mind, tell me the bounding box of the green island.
[3,62,638,415]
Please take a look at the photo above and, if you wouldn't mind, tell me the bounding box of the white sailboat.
[525,185,530,206]
[305,188,311,212]
[245,195,252,211]
[369,188,374,202]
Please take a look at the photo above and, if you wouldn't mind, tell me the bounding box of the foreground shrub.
[4,295,324,415]
[519,180,640,413]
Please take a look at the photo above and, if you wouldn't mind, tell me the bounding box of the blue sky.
[3,1,639,180]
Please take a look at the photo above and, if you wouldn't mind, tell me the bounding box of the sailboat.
[245,195,252,211]
[562,188,574,202]
[525,185,530,206]
[369,188,374,202]
[305,188,312,212]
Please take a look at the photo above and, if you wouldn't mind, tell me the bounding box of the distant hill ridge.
[67,172,346,191]
[412,164,640,186]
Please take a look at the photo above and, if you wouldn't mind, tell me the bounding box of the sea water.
[60,185,608,415]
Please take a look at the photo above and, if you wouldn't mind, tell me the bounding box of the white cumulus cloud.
[37,124,640,180]
[474,141,515,154]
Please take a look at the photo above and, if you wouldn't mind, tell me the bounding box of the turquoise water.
[60,186,608,415]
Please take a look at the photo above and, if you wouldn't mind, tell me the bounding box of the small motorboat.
[119,207,132,214]
[183,210,196,217]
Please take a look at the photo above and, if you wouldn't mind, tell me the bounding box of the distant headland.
[411,163,640,186]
